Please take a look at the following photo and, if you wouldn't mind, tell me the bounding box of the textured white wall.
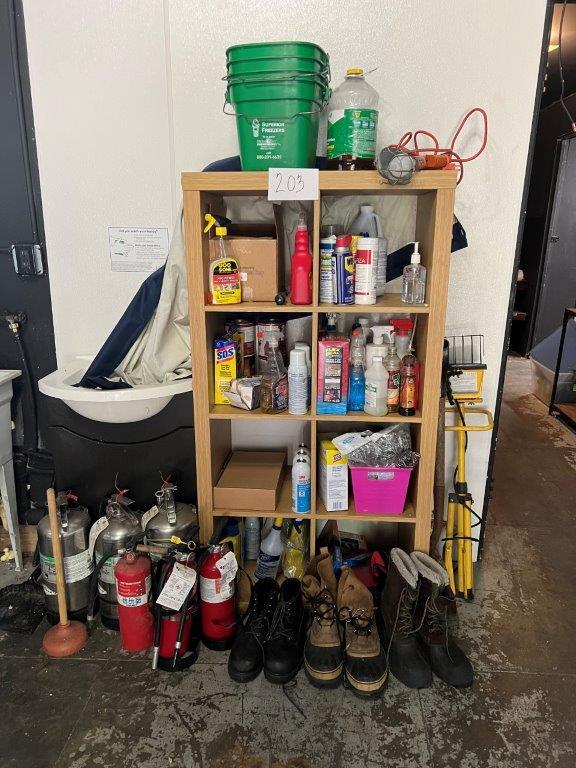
[23,0,546,536]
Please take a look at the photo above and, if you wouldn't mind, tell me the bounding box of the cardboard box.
[208,206,284,302]
[213,451,286,511]
[319,440,349,512]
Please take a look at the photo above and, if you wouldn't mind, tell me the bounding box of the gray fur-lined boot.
[411,552,473,688]
[380,548,432,688]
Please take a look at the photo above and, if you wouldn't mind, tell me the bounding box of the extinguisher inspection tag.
[216,551,238,584]
[156,562,197,612]
[141,505,158,532]
[88,517,109,560]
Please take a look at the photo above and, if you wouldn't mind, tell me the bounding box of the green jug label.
[327,108,378,159]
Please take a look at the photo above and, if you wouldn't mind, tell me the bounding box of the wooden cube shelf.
[182,170,457,556]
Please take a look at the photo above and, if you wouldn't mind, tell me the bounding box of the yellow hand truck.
[442,335,493,600]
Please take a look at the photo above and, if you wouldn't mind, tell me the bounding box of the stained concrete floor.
[1,356,575,768]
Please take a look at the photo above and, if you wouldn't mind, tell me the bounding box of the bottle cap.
[215,226,227,237]
[360,204,374,213]
[290,348,307,367]
[411,241,421,264]
[346,68,364,76]
[273,517,284,528]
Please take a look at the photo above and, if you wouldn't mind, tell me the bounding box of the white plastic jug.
[351,205,387,296]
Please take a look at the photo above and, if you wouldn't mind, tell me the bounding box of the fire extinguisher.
[152,551,200,672]
[114,552,154,652]
[199,544,237,651]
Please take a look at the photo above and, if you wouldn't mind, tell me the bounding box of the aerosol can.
[144,481,199,552]
[90,494,143,630]
[38,492,93,623]
[152,549,199,671]
[115,552,154,652]
[199,544,237,650]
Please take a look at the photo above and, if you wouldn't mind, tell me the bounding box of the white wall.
[23,0,546,537]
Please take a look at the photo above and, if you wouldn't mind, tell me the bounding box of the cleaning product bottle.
[402,242,427,305]
[294,342,312,408]
[351,205,388,296]
[348,343,366,412]
[290,216,313,305]
[366,326,394,370]
[322,312,341,339]
[292,457,311,514]
[384,342,402,413]
[204,214,241,305]
[399,354,418,416]
[364,356,388,416]
[326,69,379,171]
[254,517,284,580]
[391,317,413,359]
[294,443,311,465]
[357,317,372,344]
[288,348,309,415]
[244,517,261,561]
[261,332,288,413]
[354,237,378,305]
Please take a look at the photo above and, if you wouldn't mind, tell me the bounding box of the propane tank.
[145,482,198,551]
[115,552,154,652]
[199,544,237,651]
[153,551,199,671]
[38,492,93,623]
[92,495,143,630]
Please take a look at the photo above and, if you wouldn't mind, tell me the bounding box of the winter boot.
[264,578,306,684]
[301,550,343,688]
[380,548,432,688]
[411,552,474,688]
[228,578,278,683]
[337,566,387,697]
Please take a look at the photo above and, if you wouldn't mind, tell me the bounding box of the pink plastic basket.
[350,466,413,515]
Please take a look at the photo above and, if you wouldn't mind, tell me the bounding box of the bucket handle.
[223,69,330,85]
[223,98,327,120]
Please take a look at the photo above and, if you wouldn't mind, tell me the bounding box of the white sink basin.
[38,356,192,424]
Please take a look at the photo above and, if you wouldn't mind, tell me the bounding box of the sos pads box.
[317,338,350,415]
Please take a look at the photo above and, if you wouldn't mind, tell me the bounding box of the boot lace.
[269,597,299,642]
[423,593,454,660]
[338,607,373,637]
[245,592,277,645]
[307,587,336,627]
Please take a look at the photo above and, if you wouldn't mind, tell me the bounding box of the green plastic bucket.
[228,96,323,170]
[227,74,329,105]
[226,41,328,68]
[227,57,329,78]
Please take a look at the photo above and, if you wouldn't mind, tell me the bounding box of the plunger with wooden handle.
[42,488,88,657]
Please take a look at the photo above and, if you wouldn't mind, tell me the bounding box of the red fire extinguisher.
[152,552,199,672]
[115,552,154,652]
[199,544,237,650]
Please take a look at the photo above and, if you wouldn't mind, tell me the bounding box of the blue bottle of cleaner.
[348,343,365,412]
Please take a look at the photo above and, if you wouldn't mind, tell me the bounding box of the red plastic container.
[290,224,312,305]
[350,466,413,515]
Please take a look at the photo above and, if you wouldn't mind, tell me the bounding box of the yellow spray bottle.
[204,213,241,305]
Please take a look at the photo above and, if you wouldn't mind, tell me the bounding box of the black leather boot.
[411,552,474,688]
[264,578,306,684]
[380,548,431,689]
[228,578,279,683]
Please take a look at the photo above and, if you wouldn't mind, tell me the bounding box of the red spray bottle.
[290,217,312,305]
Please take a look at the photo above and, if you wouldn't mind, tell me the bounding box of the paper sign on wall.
[268,168,319,201]
[109,227,169,272]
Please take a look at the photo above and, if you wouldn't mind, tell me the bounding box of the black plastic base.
[101,614,119,632]
[157,643,200,672]
[202,635,234,652]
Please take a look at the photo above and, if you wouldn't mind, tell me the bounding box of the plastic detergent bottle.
[290,216,313,305]
[384,342,402,413]
[402,242,427,305]
[364,356,388,416]
[288,348,309,415]
[254,517,284,580]
[348,343,366,412]
[292,457,311,514]
[326,69,379,170]
[261,333,288,413]
[204,214,241,305]
[365,326,394,370]
[351,205,388,296]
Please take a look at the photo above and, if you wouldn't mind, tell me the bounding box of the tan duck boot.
[301,549,343,687]
[337,565,387,697]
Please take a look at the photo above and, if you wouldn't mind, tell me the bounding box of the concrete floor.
[1,356,575,768]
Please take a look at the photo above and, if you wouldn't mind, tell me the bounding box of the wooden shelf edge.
[209,405,312,420]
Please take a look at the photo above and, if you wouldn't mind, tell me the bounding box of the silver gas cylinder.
[93,495,142,630]
[144,483,198,551]
[38,492,93,620]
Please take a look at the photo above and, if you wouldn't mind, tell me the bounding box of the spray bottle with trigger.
[204,213,241,305]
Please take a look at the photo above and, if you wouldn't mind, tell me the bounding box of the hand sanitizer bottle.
[401,242,427,304]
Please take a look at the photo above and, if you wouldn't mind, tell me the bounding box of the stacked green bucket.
[225,42,330,170]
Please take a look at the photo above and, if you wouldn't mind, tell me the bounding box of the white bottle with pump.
[402,242,427,304]
[365,326,395,370]
[288,348,308,415]
[364,356,388,416]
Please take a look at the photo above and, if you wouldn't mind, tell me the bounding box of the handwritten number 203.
[274,172,305,194]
